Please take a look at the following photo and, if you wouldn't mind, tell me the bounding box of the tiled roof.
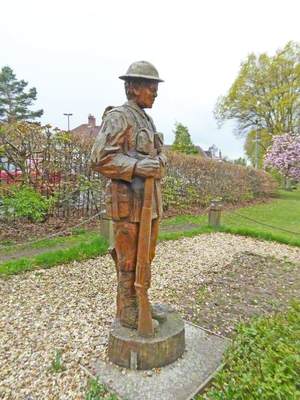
[71,124,101,137]
[71,115,101,137]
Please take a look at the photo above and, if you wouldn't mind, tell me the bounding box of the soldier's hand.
[135,158,160,178]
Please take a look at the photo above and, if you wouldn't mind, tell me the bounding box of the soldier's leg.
[149,218,160,264]
[149,218,167,322]
[114,221,139,329]
[143,218,160,288]
[109,247,120,319]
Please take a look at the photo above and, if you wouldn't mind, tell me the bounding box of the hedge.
[162,152,278,212]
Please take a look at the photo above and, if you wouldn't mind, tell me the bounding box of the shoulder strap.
[122,104,142,129]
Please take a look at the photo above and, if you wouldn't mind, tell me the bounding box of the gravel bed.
[0,232,299,399]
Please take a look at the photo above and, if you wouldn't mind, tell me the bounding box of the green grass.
[221,189,300,243]
[0,228,96,255]
[49,350,66,373]
[0,234,108,276]
[161,189,300,246]
[218,225,300,247]
[1,188,299,276]
[196,302,300,400]
[85,378,118,400]
[159,225,216,241]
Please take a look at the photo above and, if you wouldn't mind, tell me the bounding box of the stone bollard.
[208,199,222,227]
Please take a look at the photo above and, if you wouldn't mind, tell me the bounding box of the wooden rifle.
[134,175,155,337]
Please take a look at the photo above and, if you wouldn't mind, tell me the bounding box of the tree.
[244,129,272,168]
[233,157,247,166]
[264,133,300,187]
[0,66,43,122]
[214,41,300,138]
[172,122,198,155]
[0,121,47,183]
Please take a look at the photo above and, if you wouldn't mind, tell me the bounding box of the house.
[71,118,222,161]
[204,145,223,161]
[71,115,101,138]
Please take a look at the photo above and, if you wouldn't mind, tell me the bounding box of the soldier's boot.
[119,271,159,330]
[143,270,167,324]
[118,271,138,329]
[151,304,167,323]
[149,217,161,324]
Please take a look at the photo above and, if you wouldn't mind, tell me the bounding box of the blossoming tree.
[264,134,300,188]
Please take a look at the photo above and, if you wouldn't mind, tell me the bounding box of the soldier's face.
[135,82,158,109]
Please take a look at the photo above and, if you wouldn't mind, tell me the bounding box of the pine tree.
[172,122,198,155]
[0,66,43,122]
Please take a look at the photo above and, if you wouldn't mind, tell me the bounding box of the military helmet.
[119,60,164,82]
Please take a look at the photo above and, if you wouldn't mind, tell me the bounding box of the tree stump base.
[108,304,185,370]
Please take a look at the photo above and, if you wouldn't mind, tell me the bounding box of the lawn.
[161,188,300,246]
[0,228,99,256]
[1,189,299,399]
[1,188,299,276]
[0,230,108,276]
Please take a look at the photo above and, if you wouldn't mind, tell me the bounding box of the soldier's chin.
[141,100,154,109]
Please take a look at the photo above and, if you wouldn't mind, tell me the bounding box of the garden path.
[0,233,299,399]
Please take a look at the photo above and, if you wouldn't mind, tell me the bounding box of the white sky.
[1,0,299,159]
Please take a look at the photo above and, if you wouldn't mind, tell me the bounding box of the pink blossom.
[264,134,300,180]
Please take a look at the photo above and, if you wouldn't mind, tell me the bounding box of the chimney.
[88,114,96,127]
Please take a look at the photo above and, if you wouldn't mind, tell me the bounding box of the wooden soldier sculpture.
[91,61,167,334]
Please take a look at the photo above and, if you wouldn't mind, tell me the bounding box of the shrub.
[163,152,277,213]
[1,185,55,222]
[198,302,300,399]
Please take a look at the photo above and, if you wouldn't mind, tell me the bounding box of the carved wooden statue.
[91,61,167,337]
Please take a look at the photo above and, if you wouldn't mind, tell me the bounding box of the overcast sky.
[1,0,299,159]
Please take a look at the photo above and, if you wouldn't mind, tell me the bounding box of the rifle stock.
[135,177,154,337]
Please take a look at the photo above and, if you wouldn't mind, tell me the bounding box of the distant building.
[71,119,222,162]
[71,115,101,138]
[204,145,223,161]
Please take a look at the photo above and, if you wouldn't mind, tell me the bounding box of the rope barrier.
[0,210,105,248]
[228,210,300,236]
[161,206,211,230]
[1,203,298,251]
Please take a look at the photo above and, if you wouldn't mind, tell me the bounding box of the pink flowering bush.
[264,134,300,181]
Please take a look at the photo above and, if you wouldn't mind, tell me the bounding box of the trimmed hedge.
[163,152,278,212]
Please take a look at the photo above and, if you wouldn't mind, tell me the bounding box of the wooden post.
[208,199,222,227]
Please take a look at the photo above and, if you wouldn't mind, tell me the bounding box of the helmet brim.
[119,74,164,82]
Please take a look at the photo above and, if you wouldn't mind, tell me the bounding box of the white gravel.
[0,232,299,399]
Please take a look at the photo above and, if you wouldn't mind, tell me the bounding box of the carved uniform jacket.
[91,100,166,222]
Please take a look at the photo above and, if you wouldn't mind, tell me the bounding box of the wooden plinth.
[108,307,185,370]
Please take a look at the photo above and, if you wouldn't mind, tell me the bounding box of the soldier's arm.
[148,115,167,168]
[154,132,167,177]
[90,111,136,182]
